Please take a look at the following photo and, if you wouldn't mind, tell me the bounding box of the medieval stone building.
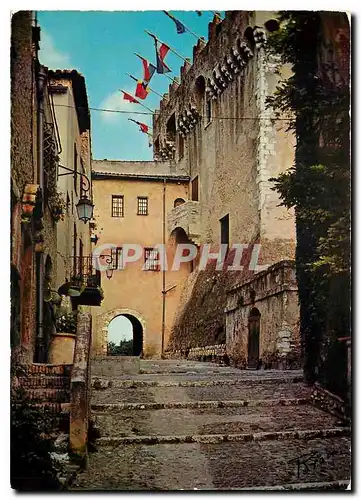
[152,11,300,367]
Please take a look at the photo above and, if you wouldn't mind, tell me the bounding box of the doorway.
[107,314,143,356]
[247,307,261,368]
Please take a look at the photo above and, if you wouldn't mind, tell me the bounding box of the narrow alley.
[72,359,350,491]
[10,9,351,492]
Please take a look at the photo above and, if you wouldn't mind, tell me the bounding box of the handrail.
[69,310,92,464]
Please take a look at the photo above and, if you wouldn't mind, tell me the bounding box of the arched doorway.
[247,307,261,368]
[107,314,143,356]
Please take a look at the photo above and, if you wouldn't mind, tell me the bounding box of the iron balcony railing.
[71,256,101,288]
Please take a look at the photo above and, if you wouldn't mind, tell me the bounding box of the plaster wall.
[91,172,189,357]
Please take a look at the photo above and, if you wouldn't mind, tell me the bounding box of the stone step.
[90,376,304,388]
[71,435,351,490]
[23,388,70,403]
[92,403,343,439]
[22,364,72,376]
[23,403,70,432]
[91,397,309,412]
[18,375,70,389]
[97,427,350,446]
[91,382,312,405]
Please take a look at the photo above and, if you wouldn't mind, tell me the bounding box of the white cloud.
[98,90,136,123]
[39,30,72,69]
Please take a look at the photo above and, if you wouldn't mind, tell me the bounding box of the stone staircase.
[72,359,351,491]
[18,364,72,432]
[14,363,82,487]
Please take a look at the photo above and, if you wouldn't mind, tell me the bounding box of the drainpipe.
[35,66,46,363]
[161,178,166,357]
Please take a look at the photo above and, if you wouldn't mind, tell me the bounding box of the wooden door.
[248,308,260,368]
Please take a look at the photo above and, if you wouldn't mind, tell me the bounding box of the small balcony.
[58,256,103,307]
[167,200,201,245]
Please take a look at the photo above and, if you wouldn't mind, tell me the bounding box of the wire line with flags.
[134,52,179,84]
[163,11,186,34]
[127,73,163,99]
[146,31,171,73]
[146,30,189,67]
[163,11,204,40]
[128,118,152,135]
[135,53,156,84]
[119,90,154,113]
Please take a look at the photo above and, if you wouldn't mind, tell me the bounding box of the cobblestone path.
[71,360,351,491]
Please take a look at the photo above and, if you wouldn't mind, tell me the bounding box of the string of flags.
[116,11,223,142]
[128,118,151,135]
[128,119,153,148]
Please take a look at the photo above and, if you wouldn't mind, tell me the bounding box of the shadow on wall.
[168,245,260,353]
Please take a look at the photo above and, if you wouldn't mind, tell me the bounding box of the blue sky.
[37,10,219,161]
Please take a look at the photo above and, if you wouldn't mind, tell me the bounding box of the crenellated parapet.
[177,104,200,137]
[152,11,274,147]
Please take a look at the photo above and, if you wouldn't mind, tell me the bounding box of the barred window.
[110,247,123,270]
[112,195,124,217]
[137,196,148,215]
[144,247,159,271]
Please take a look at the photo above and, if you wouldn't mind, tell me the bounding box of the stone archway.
[96,308,146,356]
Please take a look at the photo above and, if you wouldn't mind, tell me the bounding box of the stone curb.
[91,376,304,388]
[96,427,351,446]
[91,398,310,412]
[212,480,351,491]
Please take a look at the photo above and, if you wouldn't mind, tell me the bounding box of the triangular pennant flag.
[129,118,150,134]
[122,91,139,104]
[163,11,186,34]
[139,122,149,134]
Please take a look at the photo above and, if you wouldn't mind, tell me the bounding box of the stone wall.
[11,11,36,199]
[225,260,300,368]
[11,12,59,362]
[167,201,201,245]
[11,11,37,362]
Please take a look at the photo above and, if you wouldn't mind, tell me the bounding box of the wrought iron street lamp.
[58,164,94,223]
[106,267,114,280]
[98,253,114,280]
[76,195,94,223]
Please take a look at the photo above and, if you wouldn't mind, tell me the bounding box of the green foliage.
[267,12,350,391]
[107,340,134,356]
[48,191,67,222]
[11,387,61,491]
[55,307,77,334]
